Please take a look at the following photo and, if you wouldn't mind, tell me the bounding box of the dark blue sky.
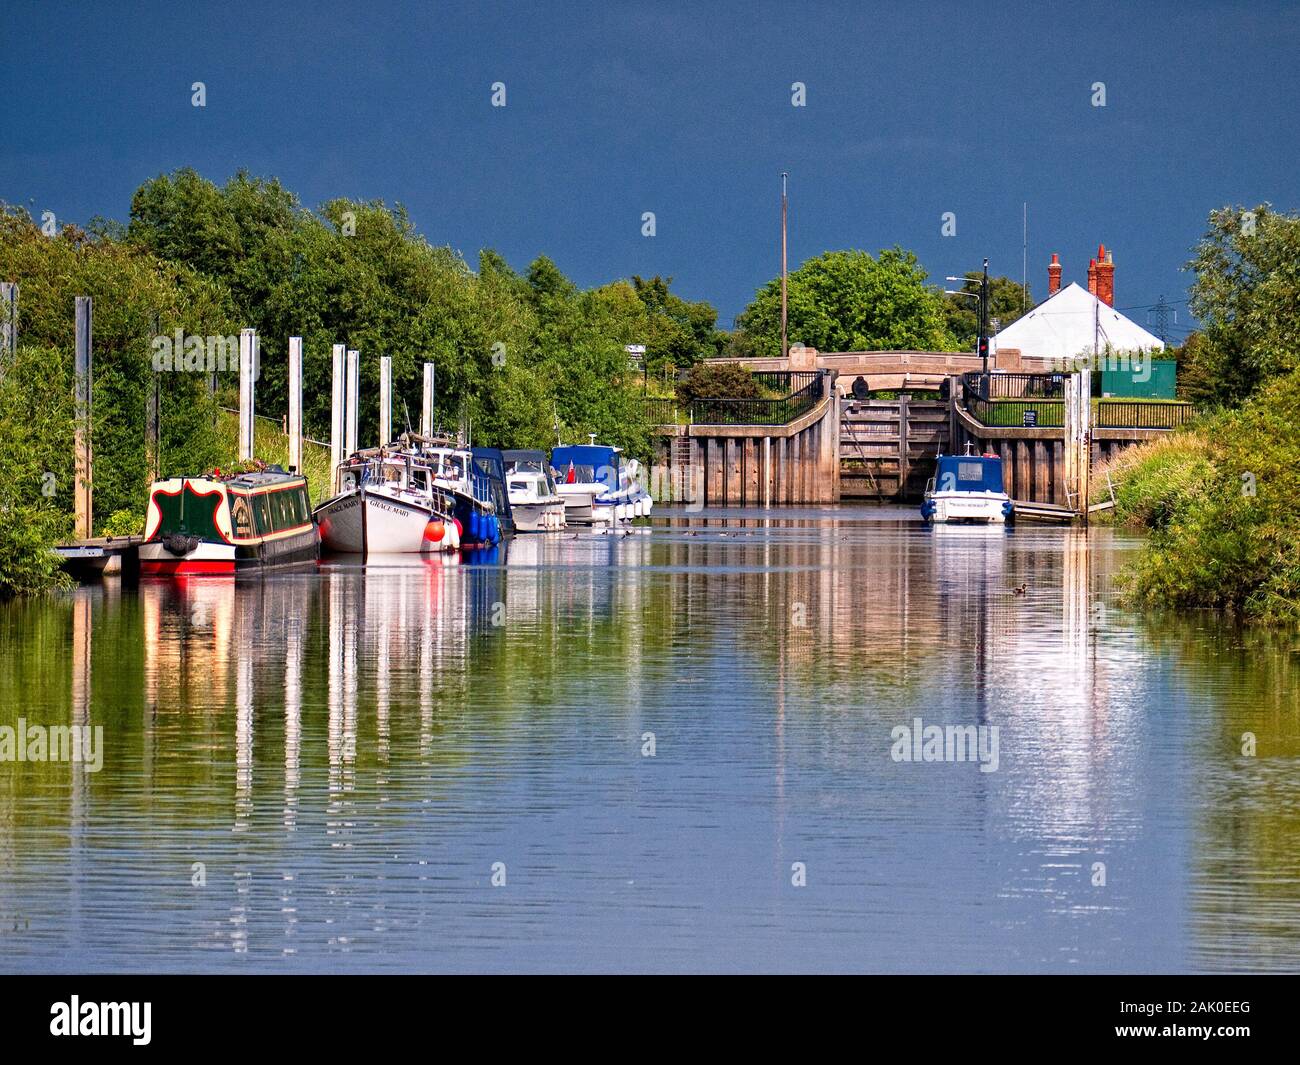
[3,0,1297,333]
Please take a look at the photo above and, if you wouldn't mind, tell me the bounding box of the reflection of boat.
[502,449,566,532]
[550,442,653,526]
[315,446,460,555]
[921,453,1012,525]
[141,466,319,575]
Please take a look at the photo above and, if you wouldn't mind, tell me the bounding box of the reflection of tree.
[1141,617,1300,970]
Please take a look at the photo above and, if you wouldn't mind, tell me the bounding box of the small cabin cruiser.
[550,442,653,526]
[502,449,566,532]
[141,465,319,575]
[921,453,1013,524]
[315,445,460,555]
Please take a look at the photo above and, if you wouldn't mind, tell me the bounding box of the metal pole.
[980,258,990,377]
[379,354,392,445]
[780,172,788,363]
[74,297,93,539]
[421,362,435,437]
[288,336,303,473]
[238,328,256,462]
[345,349,359,456]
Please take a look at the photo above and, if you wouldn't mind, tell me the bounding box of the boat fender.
[163,533,200,556]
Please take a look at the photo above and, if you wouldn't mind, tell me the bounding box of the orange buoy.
[423,520,445,543]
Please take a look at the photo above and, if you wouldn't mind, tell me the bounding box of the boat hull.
[922,491,1011,525]
[316,488,457,555]
[510,500,566,532]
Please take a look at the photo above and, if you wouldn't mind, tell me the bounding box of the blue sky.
[3,0,1297,333]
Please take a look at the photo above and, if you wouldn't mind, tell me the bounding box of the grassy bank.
[213,411,334,504]
[1093,369,1300,623]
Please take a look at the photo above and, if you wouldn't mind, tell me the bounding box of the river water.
[1,507,1298,973]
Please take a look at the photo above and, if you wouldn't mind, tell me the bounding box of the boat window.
[509,480,528,492]
[252,494,272,536]
[957,462,985,482]
[294,487,309,523]
[411,469,428,492]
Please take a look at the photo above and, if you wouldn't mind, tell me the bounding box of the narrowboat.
[502,449,566,532]
[140,466,319,575]
[921,452,1013,525]
[314,445,461,555]
[550,442,652,526]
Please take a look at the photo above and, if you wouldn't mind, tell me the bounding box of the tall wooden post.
[330,343,346,486]
[145,312,160,481]
[379,354,392,445]
[421,362,435,437]
[74,297,93,539]
[238,328,256,462]
[345,349,359,456]
[288,336,303,473]
[1064,371,1092,518]
[0,281,16,377]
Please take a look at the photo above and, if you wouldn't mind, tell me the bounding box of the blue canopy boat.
[921,453,1013,524]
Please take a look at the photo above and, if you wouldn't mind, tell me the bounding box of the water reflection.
[0,510,1297,972]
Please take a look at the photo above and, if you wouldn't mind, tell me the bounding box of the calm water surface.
[2,507,1299,973]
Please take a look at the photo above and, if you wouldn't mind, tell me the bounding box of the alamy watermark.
[151,330,256,378]
[0,718,103,773]
[890,717,999,773]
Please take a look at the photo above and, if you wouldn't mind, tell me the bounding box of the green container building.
[1095,358,1177,399]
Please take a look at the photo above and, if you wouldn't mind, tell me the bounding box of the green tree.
[1182,203,1300,405]
[736,248,955,356]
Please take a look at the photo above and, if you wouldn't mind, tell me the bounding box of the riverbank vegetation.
[1097,205,1300,623]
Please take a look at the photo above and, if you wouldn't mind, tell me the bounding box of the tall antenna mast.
[781,172,788,362]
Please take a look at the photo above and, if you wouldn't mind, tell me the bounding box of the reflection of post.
[284,613,302,827]
[1062,528,1090,669]
[235,649,253,832]
[74,297,93,539]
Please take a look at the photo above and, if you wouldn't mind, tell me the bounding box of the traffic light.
[977,336,989,360]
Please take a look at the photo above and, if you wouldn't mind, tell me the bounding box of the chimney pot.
[1047,253,1062,296]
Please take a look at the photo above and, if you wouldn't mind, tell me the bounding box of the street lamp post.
[946,258,992,377]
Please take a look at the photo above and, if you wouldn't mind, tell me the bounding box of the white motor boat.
[921,452,1013,524]
[315,447,461,555]
[550,442,653,526]
[502,449,566,532]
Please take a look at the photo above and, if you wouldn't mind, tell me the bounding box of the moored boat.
[315,445,461,555]
[921,452,1013,525]
[550,442,652,526]
[141,465,319,575]
[502,449,566,532]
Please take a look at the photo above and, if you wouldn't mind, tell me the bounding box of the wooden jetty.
[54,535,143,580]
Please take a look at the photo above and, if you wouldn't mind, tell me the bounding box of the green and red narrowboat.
[140,467,319,576]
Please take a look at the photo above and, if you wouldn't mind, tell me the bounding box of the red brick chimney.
[1048,253,1062,296]
[1087,256,1097,296]
[1094,244,1114,306]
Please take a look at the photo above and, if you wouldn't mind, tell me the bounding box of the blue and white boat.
[921,452,1013,524]
[550,441,652,526]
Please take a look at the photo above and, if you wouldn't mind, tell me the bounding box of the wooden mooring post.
[1063,370,1092,520]
[0,281,17,376]
[379,354,392,445]
[288,336,303,473]
[345,349,359,455]
[74,296,93,539]
[421,362,435,437]
[238,328,257,462]
[330,343,346,486]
